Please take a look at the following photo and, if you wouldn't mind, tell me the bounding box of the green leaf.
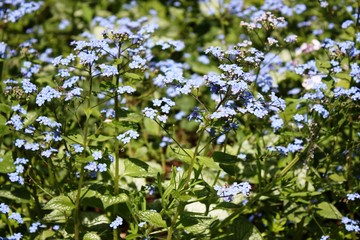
[316,202,342,220]
[0,190,31,203]
[0,115,10,136]
[43,195,74,211]
[117,113,143,123]
[63,134,84,145]
[83,232,101,240]
[288,192,322,197]
[124,72,142,80]
[179,212,214,235]
[0,151,15,173]
[100,193,128,209]
[213,216,263,240]
[197,156,221,170]
[114,58,122,65]
[143,118,160,135]
[212,152,239,164]
[43,209,71,223]
[80,3,93,23]
[88,134,113,142]
[329,173,346,183]
[82,212,109,227]
[39,229,55,239]
[84,108,93,119]
[138,210,166,227]
[123,158,159,178]
[0,103,11,114]
[168,146,194,165]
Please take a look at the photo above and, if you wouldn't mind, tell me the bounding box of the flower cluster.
[7,158,29,185]
[0,0,43,23]
[142,97,175,123]
[110,216,123,229]
[341,217,360,232]
[214,182,252,202]
[267,139,304,155]
[117,130,140,144]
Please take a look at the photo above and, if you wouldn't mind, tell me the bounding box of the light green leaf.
[43,195,74,211]
[138,210,166,227]
[144,118,160,135]
[114,58,122,65]
[0,103,11,114]
[117,113,143,123]
[168,146,194,165]
[197,156,221,170]
[43,209,71,223]
[83,232,101,240]
[84,108,93,119]
[329,173,346,183]
[88,134,113,142]
[100,193,128,209]
[124,72,142,80]
[124,158,159,178]
[289,192,322,197]
[0,151,15,173]
[0,115,10,136]
[316,202,342,220]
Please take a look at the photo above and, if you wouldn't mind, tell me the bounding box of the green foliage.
[0,0,359,240]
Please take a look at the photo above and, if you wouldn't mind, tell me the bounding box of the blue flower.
[284,34,297,43]
[142,107,158,119]
[22,79,37,93]
[72,144,84,153]
[129,55,146,69]
[198,55,210,64]
[9,212,23,224]
[341,20,354,29]
[6,115,24,131]
[92,150,103,160]
[117,130,139,144]
[59,19,70,30]
[29,221,46,233]
[347,192,360,201]
[99,64,118,77]
[97,163,107,172]
[78,52,98,65]
[0,203,10,214]
[36,116,62,128]
[341,217,360,232]
[117,86,136,94]
[214,182,251,202]
[270,114,283,132]
[36,86,62,106]
[311,104,329,118]
[84,162,98,171]
[41,148,58,158]
[110,216,123,229]
[7,232,23,240]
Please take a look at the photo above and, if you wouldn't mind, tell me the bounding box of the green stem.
[113,42,123,240]
[166,127,206,240]
[214,138,317,233]
[74,67,93,240]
